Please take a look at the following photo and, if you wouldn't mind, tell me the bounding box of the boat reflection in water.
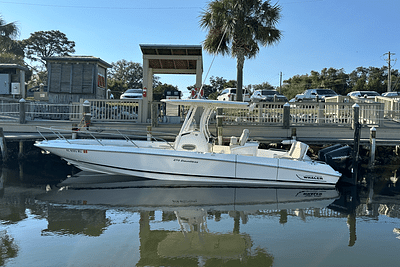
[36,172,340,265]
[39,171,339,210]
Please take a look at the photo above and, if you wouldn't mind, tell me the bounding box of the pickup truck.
[295,89,338,102]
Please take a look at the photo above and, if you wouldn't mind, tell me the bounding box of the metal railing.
[36,126,175,148]
[0,102,19,121]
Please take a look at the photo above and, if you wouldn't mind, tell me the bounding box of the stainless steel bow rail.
[35,126,176,150]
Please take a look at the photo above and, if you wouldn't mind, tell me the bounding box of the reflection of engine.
[175,209,208,233]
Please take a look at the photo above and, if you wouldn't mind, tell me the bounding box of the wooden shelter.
[44,56,112,103]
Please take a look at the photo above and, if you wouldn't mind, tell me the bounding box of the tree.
[209,76,227,92]
[153,83,179,101]
[200,0,281,101]
[0,15,24,62]
[107,59,161,95]
[22,30,75,65]
[252,81,274,91]
[187,76,228,99]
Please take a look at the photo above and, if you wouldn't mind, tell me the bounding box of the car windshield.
[261,90,279,96]
[316,89,336,95]
[361,91,379,96]
[126,89,142,93]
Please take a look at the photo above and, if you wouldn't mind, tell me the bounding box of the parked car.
[382,92,400,97]
[347,91,380,98]
[120,88,143,99]
[250,89,288,102]
[27,85,48,97]
[295,88,338,102]
[217,88,251,102]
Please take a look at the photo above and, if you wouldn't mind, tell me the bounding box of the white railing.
[221,103,285,124]
[26,102,81,121]
[0,98,388,127]
[0,102,19,121]
[217,102,384,127]
[375,96,400,122]
[82,99,142,122]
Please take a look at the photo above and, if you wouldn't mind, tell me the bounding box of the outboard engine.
[318,144,352,176]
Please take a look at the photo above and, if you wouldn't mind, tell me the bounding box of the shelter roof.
[140,44,202,74]
[43,56,112,68]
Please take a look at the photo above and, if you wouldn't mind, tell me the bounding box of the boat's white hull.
[35,139,341,188]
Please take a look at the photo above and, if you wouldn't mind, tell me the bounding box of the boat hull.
[35,139,341,188]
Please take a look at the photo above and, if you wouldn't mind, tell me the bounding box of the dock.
[1,97,400,165]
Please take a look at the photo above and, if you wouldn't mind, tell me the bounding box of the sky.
[1,0,399,97]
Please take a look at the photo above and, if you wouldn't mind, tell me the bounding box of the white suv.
[217,88,251,101]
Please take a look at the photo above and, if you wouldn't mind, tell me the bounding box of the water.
[1,161,400,267]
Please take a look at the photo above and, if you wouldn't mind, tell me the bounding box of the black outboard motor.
[318,144,352,176]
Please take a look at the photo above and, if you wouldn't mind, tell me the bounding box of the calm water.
[1,162,400,267]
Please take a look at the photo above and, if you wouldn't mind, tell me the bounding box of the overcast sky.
[2,0,399,96]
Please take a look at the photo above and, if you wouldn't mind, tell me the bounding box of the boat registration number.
[66,149,88,153]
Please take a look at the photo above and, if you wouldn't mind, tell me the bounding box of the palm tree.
[200,0,281,101]
[0,15,24,61]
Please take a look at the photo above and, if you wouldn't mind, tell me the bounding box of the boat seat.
[238,129,250,146]
[287,141,309,160]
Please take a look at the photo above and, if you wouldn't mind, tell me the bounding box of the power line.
[0,1,202,10]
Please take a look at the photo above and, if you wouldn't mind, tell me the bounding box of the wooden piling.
[0,128,8,162]
[217,108,223,145]
[352,104,360,184]
[83,100,91,128]
[370,127,376,166]
[283,103,290,129]
[18,140,24,159]
[19,98,26,124]
[147,126,152,141]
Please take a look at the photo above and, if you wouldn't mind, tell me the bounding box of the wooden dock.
[1,119,400,146]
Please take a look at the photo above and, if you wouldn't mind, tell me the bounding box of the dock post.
[318,102,324,124]
[369,127,376,166]
[0,128,8,162]
[19,98,26,124]
[217,108,223,145]
[83,100,91,128]
[18,141,24,159]
[352,104,360,184]
[283,103,290,129]
[72,123,78,139]
[147,126,152,141]
[291,128,297,140]
[352,103,359,130]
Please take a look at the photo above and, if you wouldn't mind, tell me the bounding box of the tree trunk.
[236,51,245,102]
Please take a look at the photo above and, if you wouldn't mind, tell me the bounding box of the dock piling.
[352,104,361,184]
[370,127,376,166]
[0,128,7,162]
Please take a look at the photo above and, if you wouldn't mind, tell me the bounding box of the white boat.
[34,99,341,187]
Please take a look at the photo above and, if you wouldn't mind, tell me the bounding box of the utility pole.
[384,51,396,92]
[279,72,282,93]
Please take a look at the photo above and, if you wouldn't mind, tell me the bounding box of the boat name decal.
[172,199,198,204]
[66,149,88,153]
[173,158,198,164]
[296,174,324,182]
[295,191,323,197]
